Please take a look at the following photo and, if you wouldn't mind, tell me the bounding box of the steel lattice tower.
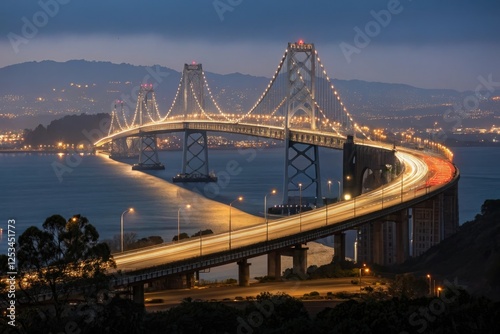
[283,41,322,208]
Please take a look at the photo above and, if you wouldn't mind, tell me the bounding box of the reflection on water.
[0,146,498,256]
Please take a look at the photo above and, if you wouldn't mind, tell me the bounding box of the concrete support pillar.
[185,272,195,289]
[372,221,384,265]
[395,211,410,264]
[267,251,281,279]
[293,246,308,278]
[132,284,144,304]
[333,232,346,263]
[237,259,251,287]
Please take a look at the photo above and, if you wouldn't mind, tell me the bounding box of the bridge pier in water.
[132,134,165,170]
[173,130,216,182]
[283,140,322,208]
[110,137,139,159]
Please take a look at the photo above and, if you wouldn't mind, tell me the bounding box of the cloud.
[2,0,499,46]
[1,0,499,90]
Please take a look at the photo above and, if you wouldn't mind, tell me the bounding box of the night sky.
[1,0,499,90]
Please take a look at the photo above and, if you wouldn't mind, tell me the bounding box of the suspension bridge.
[95,40,377,205]
[93,41,459,302]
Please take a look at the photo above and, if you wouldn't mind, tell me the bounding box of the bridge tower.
[283,41,322,208]
[109,101,139,159]
[173,63,216,182]
[133,84,165,170]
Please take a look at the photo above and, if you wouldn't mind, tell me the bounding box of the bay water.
[1,146,498,259]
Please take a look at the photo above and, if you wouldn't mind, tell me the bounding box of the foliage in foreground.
[2,288,500,333]
[0,214,115,331]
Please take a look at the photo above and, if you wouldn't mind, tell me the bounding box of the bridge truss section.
[173,130,217,183]
[132,134,165,170]
[286,41,317,131]
[283,140,322,208]
[283,42,321,206]
[110,137,139,159]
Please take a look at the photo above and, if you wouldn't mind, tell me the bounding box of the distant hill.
[397,199,500,300]
[23,113,110,147]
[0,60,495,131]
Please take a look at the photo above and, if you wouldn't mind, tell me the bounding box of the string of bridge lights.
[189,81,216,121]
[286,56,343,136]
[151,91,163,121]
[142,91,162,124]
[201,71,235,122]
[111,46,369,141]
[161,75,184,121]
[108,110,123,136]
[233,49,289,123]
[315,50,371,140]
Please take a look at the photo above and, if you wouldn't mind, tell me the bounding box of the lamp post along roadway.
[264,189,277,241]
[120,208,134,253]
[298,183,303,232]
[229,196,243,250]
[336,180,341,202]
[177,204,191,242]
[359,264,369,291]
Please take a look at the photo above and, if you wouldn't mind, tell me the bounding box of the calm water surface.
[0,146,498,256]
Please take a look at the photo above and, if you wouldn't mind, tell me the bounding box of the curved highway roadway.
[114,148,443,273]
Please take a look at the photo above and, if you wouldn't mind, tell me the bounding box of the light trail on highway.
[113,148,452,274]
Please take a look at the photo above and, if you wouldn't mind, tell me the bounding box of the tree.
[387,273,428,299]
[16,214,115,321]
[103,232,138,253]
[191,229,214,237]
[172,232,189,242]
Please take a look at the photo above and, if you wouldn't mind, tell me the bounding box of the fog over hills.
[0,60,494,131]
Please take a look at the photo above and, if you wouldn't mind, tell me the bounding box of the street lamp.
[359,264,369,290]
[298,183,303,232]
[401,171,404,203]
[427,274,432,296]
[229,196,243,250]
[177,204,191,242]
[327,179,341,202]
[335,180,341,202]
[323,196,328,226]
[264,189,277,241]
[120,208,134,253]
[199,229,203,256]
